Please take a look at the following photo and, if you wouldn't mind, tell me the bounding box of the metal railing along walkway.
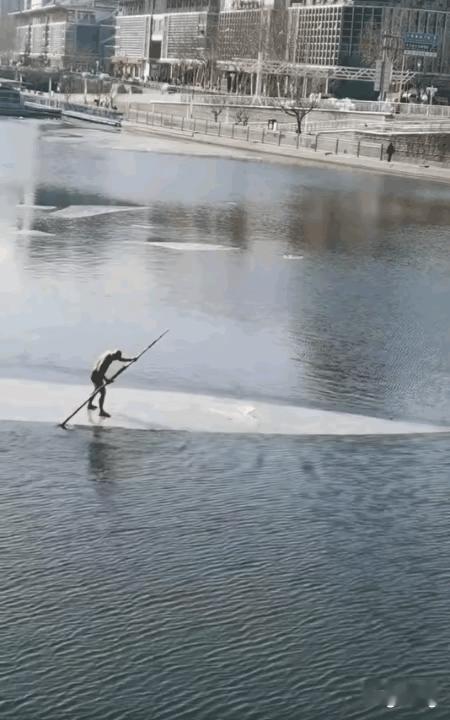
[128,107,386,159]
[175,93,450,118]
[126,107,449,167]
[22,93,122,122]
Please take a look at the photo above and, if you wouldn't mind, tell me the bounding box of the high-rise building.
[215,1,449,94]
[13,0,118,68]
[287,2,450,75]
[113,0,219,79]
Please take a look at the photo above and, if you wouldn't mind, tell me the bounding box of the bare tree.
[172,16,219,92]
[211,101,224,122]
[191,43,219,91]
[279,84,320,134]
[172,53,202,90]
[360,11,405,70]
[61,74,77,103]
[235,108,249,125]
[360,18,383,67]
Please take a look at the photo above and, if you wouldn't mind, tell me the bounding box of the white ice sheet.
[0,379,446,436]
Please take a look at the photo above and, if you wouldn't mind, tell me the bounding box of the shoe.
[87,404,97,410]
[99,411,111,418]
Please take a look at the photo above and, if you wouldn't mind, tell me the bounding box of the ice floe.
[16,229,55,237]
[147,242,236,252]
[49,205,147,219]
[0,378,447,436]
[16,205,57,212]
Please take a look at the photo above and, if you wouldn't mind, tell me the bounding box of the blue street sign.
[403,32,439,56]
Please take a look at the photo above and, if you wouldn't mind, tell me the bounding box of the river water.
[1,118,450,718]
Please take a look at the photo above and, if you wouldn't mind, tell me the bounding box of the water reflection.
[33,186,140,211]
[283,183,450,263]
[88,429,118,483]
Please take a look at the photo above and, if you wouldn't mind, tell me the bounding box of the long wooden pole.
[59,330,169,429]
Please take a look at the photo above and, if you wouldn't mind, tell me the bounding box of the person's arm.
[105,356,136,383]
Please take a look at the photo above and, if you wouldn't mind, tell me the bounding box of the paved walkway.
[123,121,450,185]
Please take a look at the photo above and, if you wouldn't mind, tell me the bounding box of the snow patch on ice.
[16,229,55,237]
[16,205,57,212]
[50,205,148,219]
[147,242,236,252]
[0,378,446,436]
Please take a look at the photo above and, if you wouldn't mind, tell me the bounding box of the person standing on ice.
[88,350,137,417]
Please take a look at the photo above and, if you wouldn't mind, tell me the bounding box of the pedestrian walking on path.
[387,142,396,163]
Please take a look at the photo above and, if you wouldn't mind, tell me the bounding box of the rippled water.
[1,119,450,718]
[3,426,450,718]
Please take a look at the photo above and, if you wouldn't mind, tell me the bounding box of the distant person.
[88,350,137,417]
[386,142,395,162]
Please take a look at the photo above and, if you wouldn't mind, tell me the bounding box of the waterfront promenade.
[123,116,450,185]
[39,88,450,178]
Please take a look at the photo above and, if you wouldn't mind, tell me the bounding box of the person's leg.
[98,387,110,417]
[88,371,101,410]
[87,383,98,410]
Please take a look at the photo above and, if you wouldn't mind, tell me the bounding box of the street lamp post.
[416,58,422,101]
[81,70,89,104]
[97,72,109,105]
[255,6,264,98]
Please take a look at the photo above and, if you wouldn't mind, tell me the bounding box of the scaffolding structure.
[218,58,416,84]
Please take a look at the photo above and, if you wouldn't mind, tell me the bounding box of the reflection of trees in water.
[18,200,252,284]
[16,123,41,232]
[283,183,450,258]
[20,216,121,270]
[227,205,248,249]
[143,201,250,250]
[18,185,146,272]
[33,186,139,211]
[283,190,359,255]
[22,195,255,277]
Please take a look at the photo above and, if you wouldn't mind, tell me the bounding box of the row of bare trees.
[205,85,320,134]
